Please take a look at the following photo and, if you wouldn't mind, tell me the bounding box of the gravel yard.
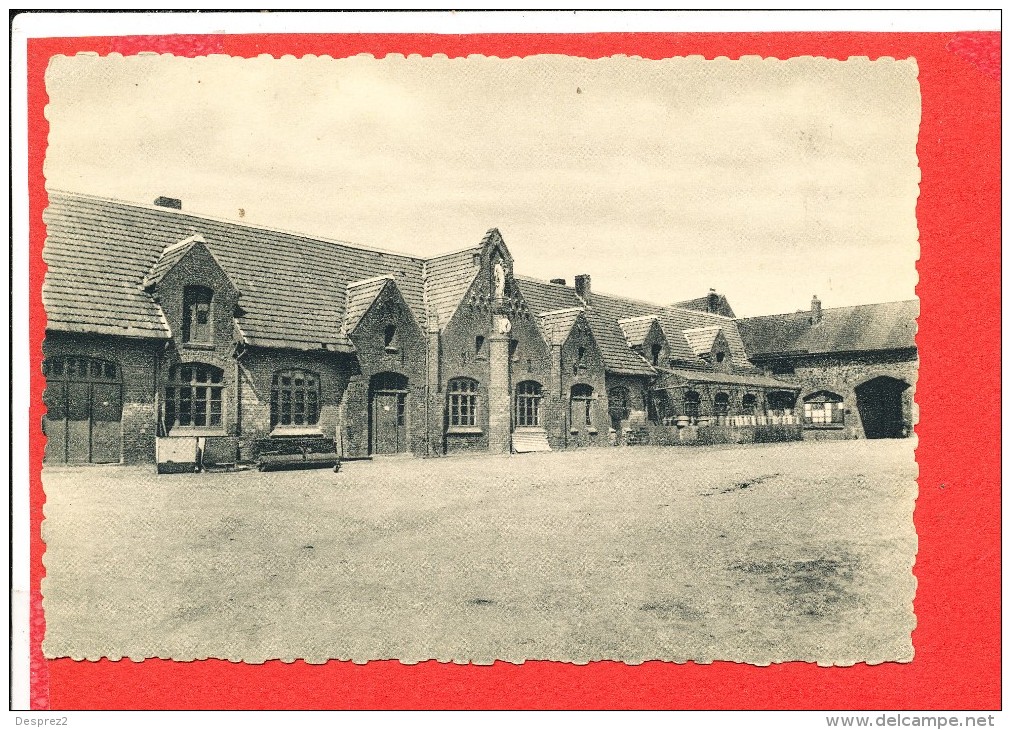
[42,439,917,665]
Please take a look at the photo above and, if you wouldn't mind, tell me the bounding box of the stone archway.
[855,376,911,439]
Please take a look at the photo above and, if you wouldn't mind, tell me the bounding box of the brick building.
[40,191,916,465]
[737,297,919,440]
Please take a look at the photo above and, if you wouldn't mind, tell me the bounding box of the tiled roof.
[589,291,753,369]
[515,276,584,314]
[537,307,583,345]
[616,315,658,347]
[682,326,723,357]
[517,277,654,376]
[584,310,655,376]
[344,276,393,336]
[424,246,481,331]
[737,300,919,358]
[654,369,800,391]
[44,191,432,350]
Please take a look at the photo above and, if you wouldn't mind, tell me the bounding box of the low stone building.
[40,191,914,465]
[737,296,919,440]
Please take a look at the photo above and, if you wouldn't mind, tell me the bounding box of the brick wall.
[346,281,427,456]
[556,316,608,449]
[236,348,354,460]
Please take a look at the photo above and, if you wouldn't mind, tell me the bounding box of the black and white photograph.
[40,52,920,666]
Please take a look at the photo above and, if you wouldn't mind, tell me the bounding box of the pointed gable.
[538,307,584,346]
[617,315,659,348]
[682,326,723,357]
[344,275,394,336]
[143,234,238,294]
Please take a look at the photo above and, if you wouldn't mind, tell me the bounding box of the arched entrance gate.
[855,376,911,439]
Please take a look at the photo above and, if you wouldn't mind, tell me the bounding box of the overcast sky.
[45,53,920,317]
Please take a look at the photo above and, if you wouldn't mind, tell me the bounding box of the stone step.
[511,428,552,453]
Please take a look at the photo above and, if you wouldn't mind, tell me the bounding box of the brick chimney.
[707,288,720,313]
[153,196,182,210]
[575,274,591,303]
[811,295,822,323]
[550,278,567,286]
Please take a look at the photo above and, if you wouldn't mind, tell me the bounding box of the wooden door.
[373,392,401,454]
[43,357,122,464]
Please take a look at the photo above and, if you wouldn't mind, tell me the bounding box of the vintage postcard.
[13,11,1001,714]
[39,51,919,666]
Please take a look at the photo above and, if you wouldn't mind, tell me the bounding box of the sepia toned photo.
[40,52,920,666]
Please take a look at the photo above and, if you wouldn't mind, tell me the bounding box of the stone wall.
[753,349,918,439]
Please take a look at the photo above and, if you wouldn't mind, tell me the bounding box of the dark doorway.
[369,372,408,455]
[43,356,123,464]
[608,386,631,432]
[855,376,910,439]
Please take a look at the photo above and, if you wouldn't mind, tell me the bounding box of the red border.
[27,32,1001,710]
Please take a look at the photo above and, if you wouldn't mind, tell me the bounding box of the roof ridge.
[346,274,393,288]
[539,306,584,316]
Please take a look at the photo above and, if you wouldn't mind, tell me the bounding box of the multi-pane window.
[448,378,479,427]
[271,369,321,429]
[714,392,730,416]
[570,384,594,428]
[803,392,845,425]
[683,390,701,420]
[164,363,224,430]
[182,286,213,344]
[515,381,542,427]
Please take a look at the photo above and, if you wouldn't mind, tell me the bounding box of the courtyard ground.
[41,439,917,665]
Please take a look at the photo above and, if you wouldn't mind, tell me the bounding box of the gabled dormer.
[144,235,240,352]
[618,315,670,368]
[682,325,734,372]
[344,275,425,376]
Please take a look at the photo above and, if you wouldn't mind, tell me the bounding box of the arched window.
[683,390,701,420]
[742,393,758,415]
[271,369,321,429]
[182,286,214,344]
[514,381,542,427]
[714,392,730,416]
[651,343,662,366]
[165,363,224,430]
[570,384,595,428]
[448,378,479,427]
[803,390,845,425]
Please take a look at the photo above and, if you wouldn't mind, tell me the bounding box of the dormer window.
[651,343,662,366]
[182,286,213,344]
[715,351,726,364]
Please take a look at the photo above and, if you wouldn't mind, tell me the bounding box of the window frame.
[270,368,322,433]
[182,285,214,345]
[802,391,845,427]
[569,383,596,432]
[164,362,226,434]
[447,377,480,432]
[514,380,543,428]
